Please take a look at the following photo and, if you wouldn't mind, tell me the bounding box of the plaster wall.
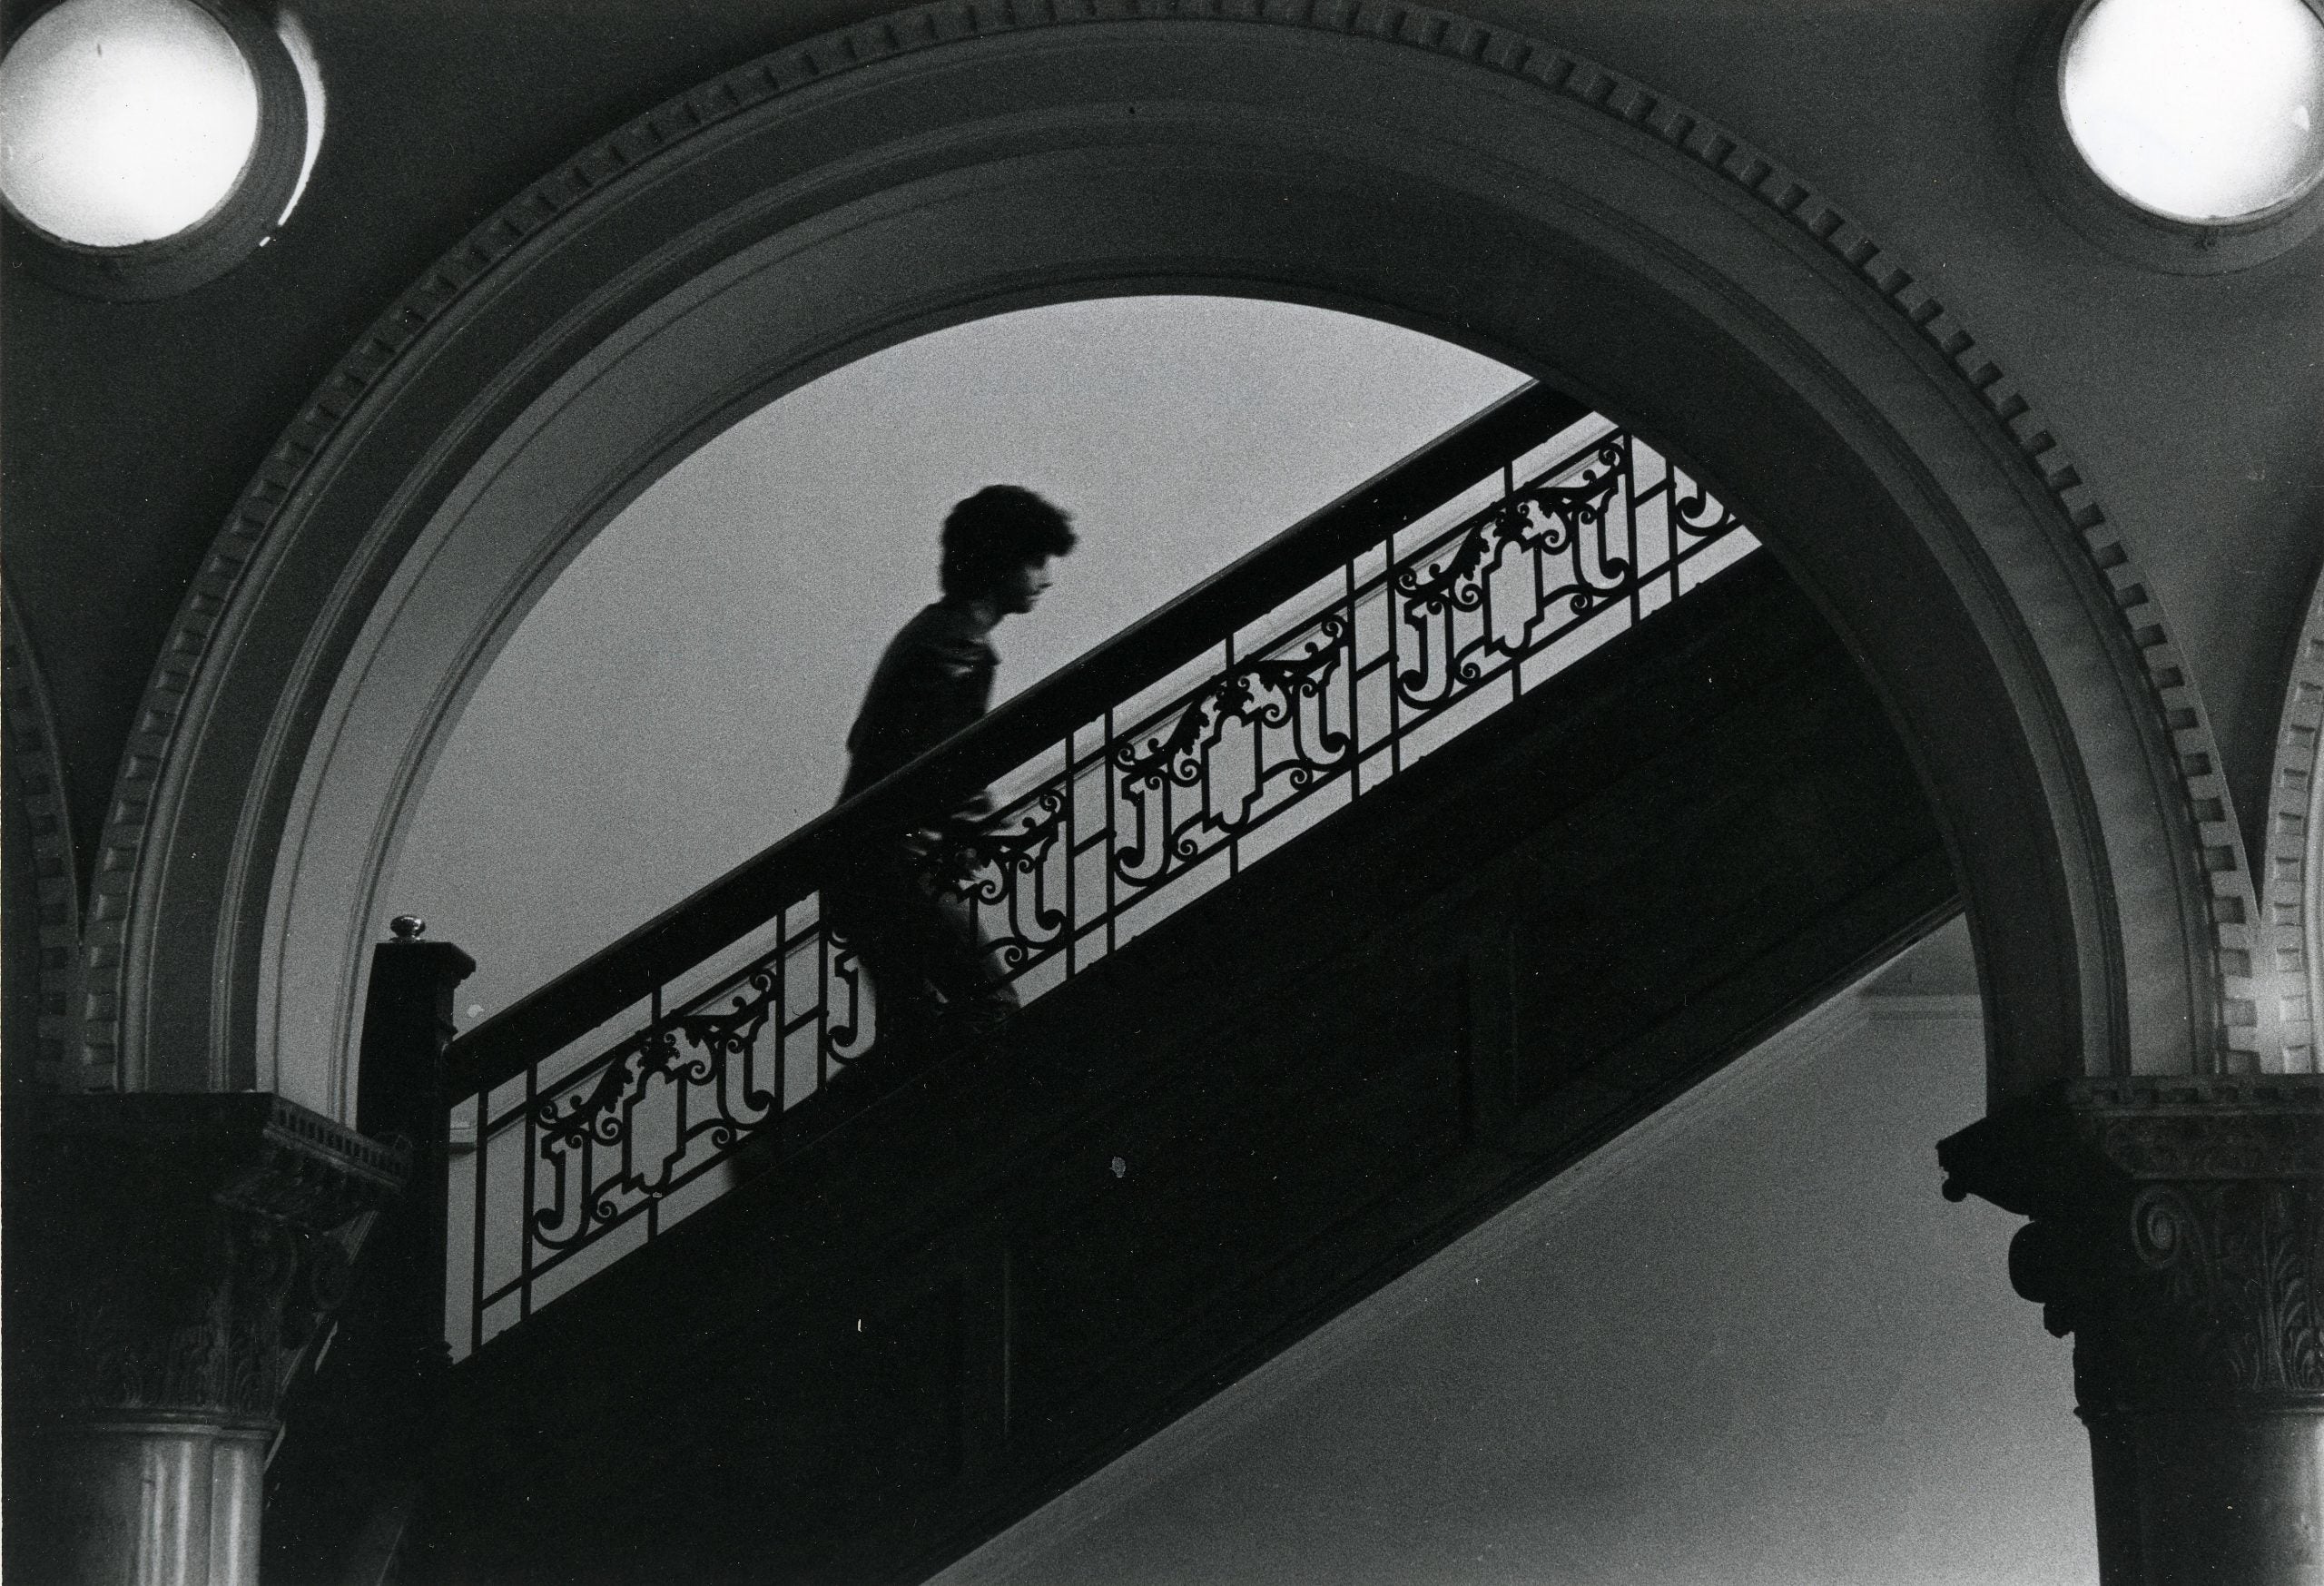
[931,921,2097,1586]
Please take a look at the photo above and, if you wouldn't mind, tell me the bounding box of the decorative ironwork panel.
[448,416,1754,1355]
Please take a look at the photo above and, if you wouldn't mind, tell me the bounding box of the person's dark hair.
[940,485,1077,602]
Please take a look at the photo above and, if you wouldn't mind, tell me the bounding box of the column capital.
[1940,1077,2324,1416]
[1942,1078,2324,1584]
[12,1093,408,1423]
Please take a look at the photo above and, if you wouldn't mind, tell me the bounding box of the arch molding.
[93,0,2261,1110]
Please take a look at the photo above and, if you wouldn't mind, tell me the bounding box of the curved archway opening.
[123,11,2221,1129]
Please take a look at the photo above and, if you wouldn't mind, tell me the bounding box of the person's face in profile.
[998,555,1055,616]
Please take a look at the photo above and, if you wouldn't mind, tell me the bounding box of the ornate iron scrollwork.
[529,972,783,1248]
[1110,619,1354,890]
[934,787,1073,969]
[1394,448,1631,711]
[461,419,1753,1346]
[1397,446,1625,613]
[1114,624,1353,791]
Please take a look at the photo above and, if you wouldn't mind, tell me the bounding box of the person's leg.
[825,854,945,1068]
[843,922,944,1063]
[919,885,1020,1039]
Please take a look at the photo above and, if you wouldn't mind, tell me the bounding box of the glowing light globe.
[0,0,261,247]
[2061,0,2324,222]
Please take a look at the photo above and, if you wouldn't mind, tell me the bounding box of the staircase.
[267,387,1954,1584]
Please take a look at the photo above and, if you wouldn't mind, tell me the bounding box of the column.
[1940,1077,2324,1586]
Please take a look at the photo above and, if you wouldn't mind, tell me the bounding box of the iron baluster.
[1387,527,1403,777]
[1627,435,1645,632]
[1530,468,1551,685]
[1660,443,1681,605]
[1066,731,1079,978]
[470,1089,488,1356]
[520,1061,538,1327]
[817,912,832,1086]
[1507,458,1523,707]
[1225,631,1240,881]
[1343,559,1363,796]
[646,987,663,1241]
[773,908,788,1128]
[1104,707,1118,958]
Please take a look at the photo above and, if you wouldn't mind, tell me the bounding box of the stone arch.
[2260,563,2324,1074]
[2,581,86,1092]
[92,0,2262,1113]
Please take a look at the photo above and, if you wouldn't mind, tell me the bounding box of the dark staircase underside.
[388,551,1953,1585]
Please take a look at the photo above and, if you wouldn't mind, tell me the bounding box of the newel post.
[261,916,474,1584]
[352,914,476,1376]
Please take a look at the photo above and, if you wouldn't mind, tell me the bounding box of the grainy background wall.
[932,926,2097,1586]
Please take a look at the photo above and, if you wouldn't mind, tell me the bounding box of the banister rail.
[439,379,1758,1354]
[446,381,1586,1098]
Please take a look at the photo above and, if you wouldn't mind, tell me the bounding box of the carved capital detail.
[1941,1078,2324,1416]
[11,1095,406,1424]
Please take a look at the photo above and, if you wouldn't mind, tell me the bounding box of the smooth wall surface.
[934,922,2097,1586]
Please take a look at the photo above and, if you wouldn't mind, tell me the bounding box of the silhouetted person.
[829,485,1077,1071]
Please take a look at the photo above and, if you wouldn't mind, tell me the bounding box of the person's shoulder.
[907,603,995,665]
[896,601,963,636]
[876,603,955,658]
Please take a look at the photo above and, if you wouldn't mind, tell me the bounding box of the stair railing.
[442,382,1755,1354]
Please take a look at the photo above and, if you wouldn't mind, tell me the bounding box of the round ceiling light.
[0,0,261,247]
[0,0,311,298]
[2060,0,2324,223]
